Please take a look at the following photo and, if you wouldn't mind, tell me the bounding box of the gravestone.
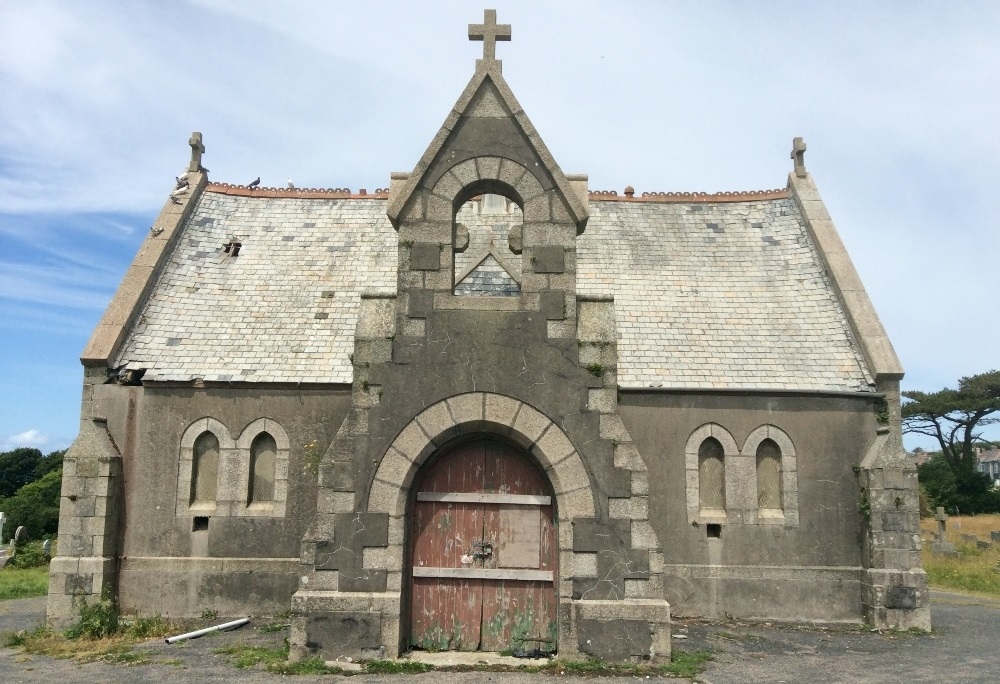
[976,540,991,550]
[960,533,978,543]
[13,525,26,545]
[931,507,957,555]
[992,531,1000,543]
[0,549,7,570]
[0,511,5,544]
[42,539,52,558]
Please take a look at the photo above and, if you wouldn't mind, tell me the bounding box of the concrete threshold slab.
[405,651,552,668]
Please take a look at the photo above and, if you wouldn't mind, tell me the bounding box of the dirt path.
[1,591,998,683]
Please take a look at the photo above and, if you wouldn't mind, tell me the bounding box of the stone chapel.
[48,10,930,662]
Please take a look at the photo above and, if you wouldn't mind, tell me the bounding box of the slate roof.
[114,188,873,392]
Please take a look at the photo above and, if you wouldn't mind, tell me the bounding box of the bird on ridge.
[249,177,261,189]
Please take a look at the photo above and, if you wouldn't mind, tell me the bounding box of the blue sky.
[1,1,998,453]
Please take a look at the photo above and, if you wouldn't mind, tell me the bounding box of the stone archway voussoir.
[391,420,432,463]
[511,403,549,444]
[414,400,456,445]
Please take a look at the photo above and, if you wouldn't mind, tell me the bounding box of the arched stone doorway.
[409,436,557,653]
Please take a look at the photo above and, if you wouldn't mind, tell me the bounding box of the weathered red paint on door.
[410,438,557,653]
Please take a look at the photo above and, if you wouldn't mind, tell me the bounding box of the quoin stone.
[47,7,930,663]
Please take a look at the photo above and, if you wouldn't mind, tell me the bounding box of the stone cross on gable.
[791,136,807,178]
[469,9,511,62]
[188,132,205,173]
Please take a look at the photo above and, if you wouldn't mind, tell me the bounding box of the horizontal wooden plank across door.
[416,492,551,505]
[412,567,554,582]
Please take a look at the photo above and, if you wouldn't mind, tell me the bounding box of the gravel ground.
[1,591,998,683]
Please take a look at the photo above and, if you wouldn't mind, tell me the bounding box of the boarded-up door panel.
[409,438,557,653]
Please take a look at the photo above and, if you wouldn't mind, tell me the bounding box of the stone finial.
[624,185,635,198]
[188,132,206,173]
[791,137,807,178]
[469,9,511,63]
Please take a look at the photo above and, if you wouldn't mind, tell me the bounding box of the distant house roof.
[113,185,874,392]
[978,449,1000,464]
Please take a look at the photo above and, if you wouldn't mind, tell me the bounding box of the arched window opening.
[249,432,277,504]
[698,437,725,511]
[756,438,782,511]
[453,191,523,297]
[190,431,219,505]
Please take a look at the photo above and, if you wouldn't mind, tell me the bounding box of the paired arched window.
[685,423,798,526]
[178,418,289,518]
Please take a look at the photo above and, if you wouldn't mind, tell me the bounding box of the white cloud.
[2,429,49,451]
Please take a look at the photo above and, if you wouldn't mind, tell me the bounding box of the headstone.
[13,525,26,545]
[961,533,978,543]
[992,531,1000,543]
[0,511,5,543]
[934,507,947,539]
[931,507,957,555]
[42,539,52,557]
[0,549,7,570]
[977,540,991,550]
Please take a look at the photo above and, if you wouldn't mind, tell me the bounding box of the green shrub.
[65,594,120,640]
[8,540,50,568]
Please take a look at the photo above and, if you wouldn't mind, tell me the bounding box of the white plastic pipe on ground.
[165,617,250,644]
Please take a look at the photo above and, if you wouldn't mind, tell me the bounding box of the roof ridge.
[589,188,789,203]
[206,182,389,199]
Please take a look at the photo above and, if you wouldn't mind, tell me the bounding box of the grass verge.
[922,543,1000,597]
[0,566,49,600]
[920,513,1000,599]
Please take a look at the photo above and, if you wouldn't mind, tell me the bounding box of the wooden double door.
[409,438,557,653]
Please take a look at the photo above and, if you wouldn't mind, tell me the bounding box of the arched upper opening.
[451,177,524,298]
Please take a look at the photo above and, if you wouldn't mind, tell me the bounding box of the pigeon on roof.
[249,177,261,189]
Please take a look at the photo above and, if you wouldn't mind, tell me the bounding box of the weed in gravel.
[530,649,713,678]
[364,659,431,673]
[257,622,289,633]
[215,644,289,669]
[65,595,119,639]
[6,595,175,664]
[270,657,343,675]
